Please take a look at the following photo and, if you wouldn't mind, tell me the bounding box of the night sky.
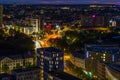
[0,0,120,4]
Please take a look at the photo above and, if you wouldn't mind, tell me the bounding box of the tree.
[25,62,33,68]
[2,64,9,73]
[16,63,21,69]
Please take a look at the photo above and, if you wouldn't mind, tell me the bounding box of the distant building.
[0,5,3,27]
[12,67,40,80]
[23,26,36,34]
[23,18,40,34]
[37,47,64,80]
[85,45,120,76]
[30,19,39,32]
[45,71,82,80]
[81,15,105,27]
[70,51,86,69]
[0,51,33,73]
[109,18,120,28]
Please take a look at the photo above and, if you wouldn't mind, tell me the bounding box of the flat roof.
[48,71,82,80]
[12,67,40,73]
[71,51,85,59]
[37,47,63,53]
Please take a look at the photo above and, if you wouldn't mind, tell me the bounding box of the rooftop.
[48,71,82,80]
[86,45,120,54]
[37,47,63,53]
[12,67,40,73]
[71,51,85,59]
[0,52,32,60]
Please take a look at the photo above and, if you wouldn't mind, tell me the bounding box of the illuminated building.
[23,18,40,34]
[30,19,39,32]
[0,52,33,73]
[97,61,106,80]
[45,71,82,80]
[37,47,64,80]
[12,67,40,80]
[85,45,120,76]
[81,15,105,27]
[109,18,120,28]
[0,5,3,27]
[70,51,86,69]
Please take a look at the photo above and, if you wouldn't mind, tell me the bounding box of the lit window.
[53,54,55,57]
[41,51,43,54]
[49,61,51,64]
[103,54,106,56]
[49,65,52,68]
[91,57,94,59]
[96,53,98,55]
[56,61,58,64]
[41,55,43,58]
[56,58,58,60]
[103,59,105,61]
[57,53,58,56]
[49,68,51,71]
[41,62,43,65]
[56,65,58,68]
[60,57,63,60]
[103,56,105,59]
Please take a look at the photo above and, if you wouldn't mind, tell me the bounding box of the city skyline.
[0,0,120,4]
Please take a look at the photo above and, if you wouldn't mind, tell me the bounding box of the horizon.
[0,0,120,5]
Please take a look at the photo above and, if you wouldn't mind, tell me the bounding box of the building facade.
[12,67,40,80]
[85,45,120,77]
[37,47,64,80]
[45,71,82,80]
[97,61,106,80]
[70,51,86,69]
[0,54,33,73]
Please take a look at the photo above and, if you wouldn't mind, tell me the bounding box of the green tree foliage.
[2,64,9,73]
[0,28,35,53]
[25,62,33,68]
[16,63,21,69]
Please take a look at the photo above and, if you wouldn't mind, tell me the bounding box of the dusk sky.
[0,0,120,4]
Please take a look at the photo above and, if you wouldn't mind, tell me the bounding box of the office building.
[12,67,40,80]
[37,47,64,80]
[97,61,106,80]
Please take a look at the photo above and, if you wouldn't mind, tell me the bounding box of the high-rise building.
[37,47,64,80]
[0,5,3,27]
